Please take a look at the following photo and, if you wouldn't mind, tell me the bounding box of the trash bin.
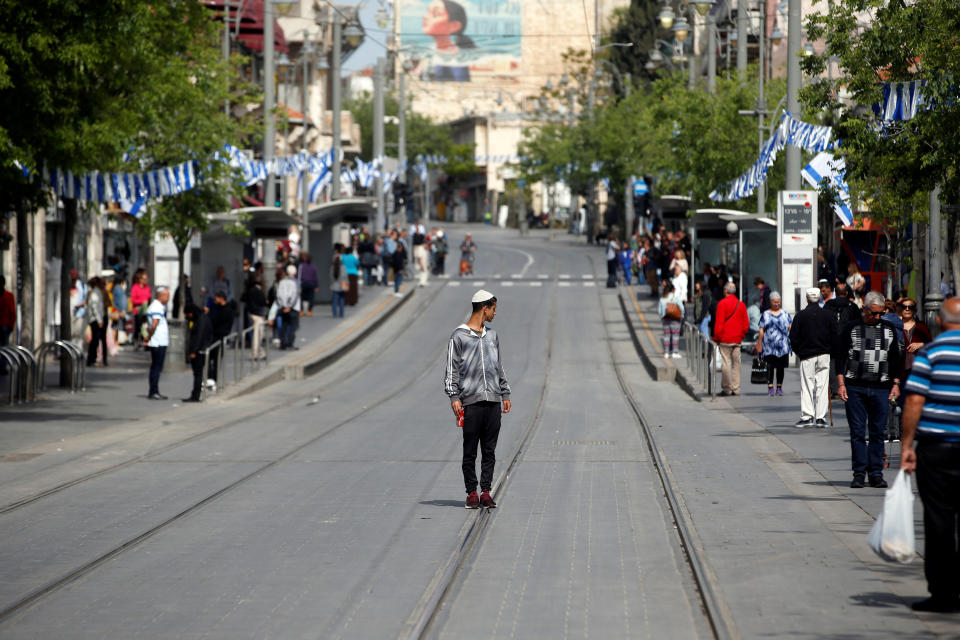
[166,318,188,372]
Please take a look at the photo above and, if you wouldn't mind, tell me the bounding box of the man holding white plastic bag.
[901,297,960,614]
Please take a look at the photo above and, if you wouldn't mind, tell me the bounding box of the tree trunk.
[15,206,34,350]
[59,198,77,387]
[951,215,960,301]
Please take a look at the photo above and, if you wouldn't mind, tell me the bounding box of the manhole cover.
[553,440,617,446]
[0,453,42,463]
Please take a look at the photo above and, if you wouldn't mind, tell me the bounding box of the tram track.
[0,284,446,517]
[404,278,737,640]
[0,286,455,625]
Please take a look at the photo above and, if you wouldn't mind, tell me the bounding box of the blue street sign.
[633,177,649,196]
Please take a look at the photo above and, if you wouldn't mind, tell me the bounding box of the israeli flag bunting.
[41,161,198,205]
[874,81,926,122]
[710,112,837,202]
[802,152,854,227]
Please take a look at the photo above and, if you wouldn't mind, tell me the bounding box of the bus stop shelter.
[689,209,777,302]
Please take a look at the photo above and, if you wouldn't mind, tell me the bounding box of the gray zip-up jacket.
[444,324,511,406]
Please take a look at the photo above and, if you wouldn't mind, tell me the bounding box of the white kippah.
[472,289,495,304]
[806,287,821,300]
[286,264,297,276]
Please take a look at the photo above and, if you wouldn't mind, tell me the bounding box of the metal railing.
[0,346,37,404]
[197,326,269,401]
[681,322,721,400]
[35,341,85,394]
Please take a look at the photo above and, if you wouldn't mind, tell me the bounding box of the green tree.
[606,0,678,86]
[802,0,960,290]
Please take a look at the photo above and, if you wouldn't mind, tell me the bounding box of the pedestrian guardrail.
[197,327,269,401]
[35,341,85,394]
[682,322,721,400]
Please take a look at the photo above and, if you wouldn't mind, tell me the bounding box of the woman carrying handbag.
[754,291,792,396]
[658,281,684,359]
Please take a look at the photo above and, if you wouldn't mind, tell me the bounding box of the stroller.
[459,259,473,277]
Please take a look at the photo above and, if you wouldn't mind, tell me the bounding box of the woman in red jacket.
[712,282,749,395]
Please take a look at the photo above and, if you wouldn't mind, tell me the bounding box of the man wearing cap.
[789,288,838,427]
[444,290,512,509]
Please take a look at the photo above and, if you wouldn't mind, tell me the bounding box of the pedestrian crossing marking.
[529,281,542,287]
[493,274,502,278]
[559,274,571,279]
[583,282,595,287]
[448,281,460,286]
[537,274,549,279]
[500,281,515,287]
[510,274,522,279]
[559,281,572,287]
[582,274,594,279]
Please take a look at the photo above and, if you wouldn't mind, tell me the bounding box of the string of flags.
[709,112,837,203]
[874,80,926,122]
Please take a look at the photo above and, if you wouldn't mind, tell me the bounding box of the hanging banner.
[709,112,837,202]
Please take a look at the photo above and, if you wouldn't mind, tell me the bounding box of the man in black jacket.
[790,288,839,428]
[206,291,235,389]
[835,290,904,488]
[183,304,213,402]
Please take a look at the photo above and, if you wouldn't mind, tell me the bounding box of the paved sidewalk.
[0,281,411,455]
[618,283,958,635]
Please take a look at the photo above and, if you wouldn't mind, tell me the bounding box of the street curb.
[616,289,675,382]
[217,288,415,401]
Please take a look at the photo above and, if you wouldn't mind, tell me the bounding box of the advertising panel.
[398,0,522,82]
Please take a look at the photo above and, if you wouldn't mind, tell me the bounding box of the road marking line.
[559,274,571,279]
[473,281,485,287]
[583,282,595,287]
[582,274,594,279]
[493,274,502,278]
[500,281,514,287]
[558,281,572,287]
[510,274,522,279]
[625,285,666,358]
[448,281,460,286]
[537,274,549,279]
[529,282,542,287]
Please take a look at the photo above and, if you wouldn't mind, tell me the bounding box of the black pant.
[207,342,221,382]
[148,346,166,395]
[916,440,960,599]
[87,320,107,365]
[462,401,502,493]
[765,353,788,386]
[190,356,204,400]
[606,259,618,288]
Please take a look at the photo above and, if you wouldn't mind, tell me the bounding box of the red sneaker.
[465,491,480,509]
[479,490,496,508]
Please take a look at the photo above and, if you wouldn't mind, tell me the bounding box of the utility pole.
[398,71,407,223]
[373,57,385,232]
[587,79,597,240]
[926,186,945,334]
[331,14,342,201]
[300,40,312,253]
[264,0,276,207]
[736,0,748,81]
[223,1,231,115]
[785,0,801,190]
[707,9,716,93]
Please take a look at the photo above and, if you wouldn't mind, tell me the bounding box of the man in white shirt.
[143,287,170,400]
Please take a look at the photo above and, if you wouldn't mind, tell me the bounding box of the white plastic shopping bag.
[867,470,916,563]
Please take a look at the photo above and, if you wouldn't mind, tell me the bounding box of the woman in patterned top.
[754,292,792,396]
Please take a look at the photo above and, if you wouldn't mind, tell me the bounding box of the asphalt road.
[0,225,708,639]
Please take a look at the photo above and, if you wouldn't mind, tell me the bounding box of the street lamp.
[672,16,690,43]
[692,0,714,17]
[344,22,364,47]
[658,5,676,29]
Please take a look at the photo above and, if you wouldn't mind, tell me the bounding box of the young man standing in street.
[444,290,512,509]
[901,297,960,613]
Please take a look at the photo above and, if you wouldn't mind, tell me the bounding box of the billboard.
[398,0,522,82]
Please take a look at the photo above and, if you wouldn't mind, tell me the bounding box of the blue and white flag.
[801,152,854,226]
[42,161,198,203]
[874,80,926,122]
[710,112,837,202]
